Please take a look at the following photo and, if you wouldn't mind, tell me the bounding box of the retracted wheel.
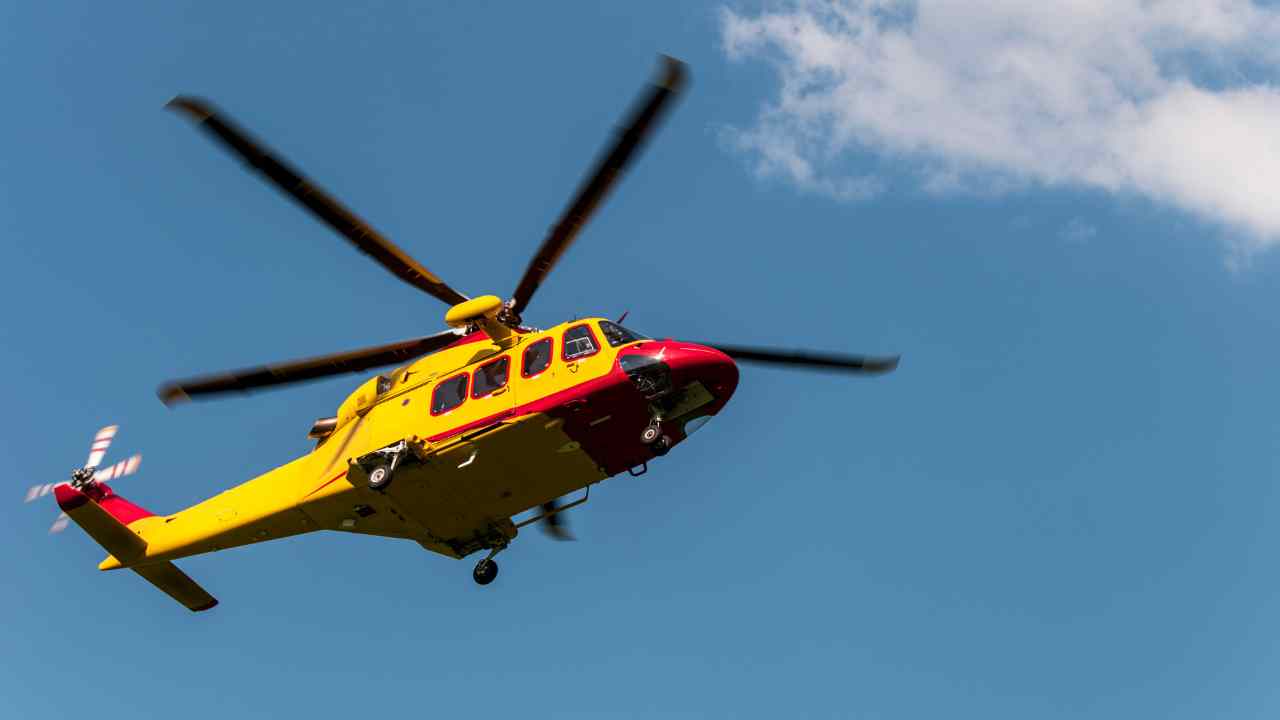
[473,558,499,585]
[367,463,393,491]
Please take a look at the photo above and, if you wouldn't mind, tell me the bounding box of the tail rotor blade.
[49,512,69,534]
[25,483,60,503]
[85,425,118,469]
[94,454,142,483]
[25,484,45,503]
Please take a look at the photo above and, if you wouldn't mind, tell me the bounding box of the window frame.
[471,355,511,399]
[561,324,601,362]
[598,320,647,348]
[522,337,554,378]
[429,372,470,416]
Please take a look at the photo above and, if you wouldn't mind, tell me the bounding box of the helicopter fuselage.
[94,317,738,570]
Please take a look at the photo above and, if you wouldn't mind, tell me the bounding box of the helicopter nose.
[665,342,739,401]
[620,340,739,411]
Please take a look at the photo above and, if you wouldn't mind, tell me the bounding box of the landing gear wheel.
[473,558,499,586]
[640,424,661,444]
[367,463,393,491]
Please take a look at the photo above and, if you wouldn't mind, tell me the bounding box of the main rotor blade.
[508,56,687,317]
[167,97,469,307]
[707,344,901,375]
[157,329,466,406]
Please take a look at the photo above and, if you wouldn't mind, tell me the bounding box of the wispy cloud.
[720,1,1280,247]
[1060,218,1098,245]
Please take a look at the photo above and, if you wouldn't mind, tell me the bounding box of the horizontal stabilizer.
[133,562,218,612]
[54,484,218,612]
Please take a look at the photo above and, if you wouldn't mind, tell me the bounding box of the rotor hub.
[70,466,96,490]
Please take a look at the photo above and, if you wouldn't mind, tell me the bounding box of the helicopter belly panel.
[380,414,606,551]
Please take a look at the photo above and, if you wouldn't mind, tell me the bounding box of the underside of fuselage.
[323,337,742,558]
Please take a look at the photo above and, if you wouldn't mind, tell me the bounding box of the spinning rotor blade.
[26,455,143,504]
[707,344,900,375]
[158,329,466,406]
[49,512,69,535]
[539,500,574,541]
[85,425,118,469]
[25,483,58,503]
[508,56,687,317]
[167,97,469,307]
[95,454,141,483]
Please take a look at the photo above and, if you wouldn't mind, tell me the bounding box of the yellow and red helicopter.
[36,58,898,611]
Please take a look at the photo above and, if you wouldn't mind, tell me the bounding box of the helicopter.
[48,57,898,611]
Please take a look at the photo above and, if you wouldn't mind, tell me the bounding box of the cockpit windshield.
[599,320,648,347]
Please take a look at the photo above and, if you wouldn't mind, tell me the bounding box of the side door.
[558,322,611,384]
[513,334,558,408]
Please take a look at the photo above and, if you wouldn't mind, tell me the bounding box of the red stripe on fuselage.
[305,470,349,498]
[423,341,738,472]
[423,362,634,444]
[308,341,738,490]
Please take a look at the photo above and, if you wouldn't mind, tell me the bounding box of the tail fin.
[54,484,218,612]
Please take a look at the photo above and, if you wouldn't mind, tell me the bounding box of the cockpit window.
[431,373,468,415]
[472,356,510,398]
[562,324,600,360]
[599,321,648,347]
[522,338,553,377]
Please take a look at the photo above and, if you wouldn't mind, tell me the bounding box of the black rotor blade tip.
[656,55,689,92]
[156,383,190,407]
[165,96,214,121]
[712,344,902,374]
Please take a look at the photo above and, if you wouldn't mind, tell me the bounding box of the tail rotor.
[24,424,143,534]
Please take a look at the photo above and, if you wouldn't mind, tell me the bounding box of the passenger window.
[472,356,510,398]
[522,338,553,378]
[430,373,468,415]
[562,324,599,360]
[599,320,647,347]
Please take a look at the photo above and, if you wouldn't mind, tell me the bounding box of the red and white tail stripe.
[49,512,69,534]
[85,425,118,469]
[94,454,141,482]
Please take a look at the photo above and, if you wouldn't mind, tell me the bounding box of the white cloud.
[720,1,1280,246]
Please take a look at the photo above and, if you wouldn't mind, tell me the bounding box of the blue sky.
[5,2,1280,718]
